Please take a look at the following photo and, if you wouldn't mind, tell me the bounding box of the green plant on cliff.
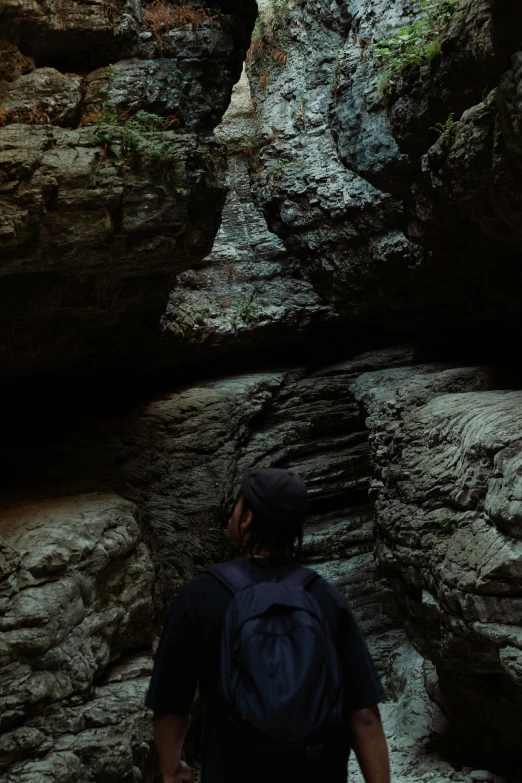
[238,138,260,157]
[270,0,289,27]
[267,158,286,187]
[372,0,459,95]
[430,111,455,135]
[238,299,258,321]
[87,109,180,177]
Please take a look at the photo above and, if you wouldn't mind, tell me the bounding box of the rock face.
[0,123,226,376]
[247,0,522,333]
[0,346,421,777]
[161,67,337,361]
[352,363,522,764]
[4,347,413,652]
[0,487,155,782]
[3,0,522,779]
[0,0,256,377]
[246,0,427,332]
[4,346,522,774]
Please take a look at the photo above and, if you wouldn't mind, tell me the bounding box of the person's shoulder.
[168,570,219,611]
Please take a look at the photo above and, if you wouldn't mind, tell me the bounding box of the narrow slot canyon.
[1,0,522,782]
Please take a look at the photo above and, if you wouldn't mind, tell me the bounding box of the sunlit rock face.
[246,0,522,335]
[246,0,428,333]
[0,487,155,782]
[353,363,522,764]
[0,0,256,378]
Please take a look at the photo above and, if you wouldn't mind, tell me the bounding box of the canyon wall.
[247,0,522,334]
[1,346,414,781]
[2,0,522,779]
[0,0,256,376]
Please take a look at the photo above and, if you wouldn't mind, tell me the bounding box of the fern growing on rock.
[372,0,459,95]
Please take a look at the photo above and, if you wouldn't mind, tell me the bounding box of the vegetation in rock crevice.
[372,0,459,96]
[246,0,290,63]
[0,107,51,126]
[84,109,183,178]
[430,111,455,135]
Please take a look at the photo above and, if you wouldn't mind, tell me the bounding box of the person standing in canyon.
[146,467,390,783]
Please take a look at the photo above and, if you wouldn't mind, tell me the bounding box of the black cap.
[241,468,308,523]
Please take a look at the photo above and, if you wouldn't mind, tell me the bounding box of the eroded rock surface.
[5,346,522,776]
[0,346,419,777]
[245,0,522,335]
[247,0,427,331]
[353,363,522,764]
[5,347,413,652]
[0,124,226,376]
[0,0,256,377]
[0,487,155,782]
[161,67,337,360]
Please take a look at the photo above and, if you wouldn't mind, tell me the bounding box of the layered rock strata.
[353,363,522,765]
[0,346,421,778]
[0,0,256,377]
[0,487,155,782]
[4,347,413,656]
[5,346,522,775]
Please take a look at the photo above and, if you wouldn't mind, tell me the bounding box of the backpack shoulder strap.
[208,561,255,594]
[282,565,319,589]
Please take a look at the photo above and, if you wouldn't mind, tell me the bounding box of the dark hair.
[239,497,304,558]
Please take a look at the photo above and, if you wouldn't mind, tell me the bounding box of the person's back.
[146,468,391,783]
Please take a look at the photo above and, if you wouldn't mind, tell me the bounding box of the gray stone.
[0,0,256,379]
[0,124,227,377]
[0,69,82,126]
[161,69,337,359]
[247,0,435,331]
[0,488,155,781]
[352,362,522,762]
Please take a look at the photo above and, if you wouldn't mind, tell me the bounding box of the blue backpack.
[208,561,344,753]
